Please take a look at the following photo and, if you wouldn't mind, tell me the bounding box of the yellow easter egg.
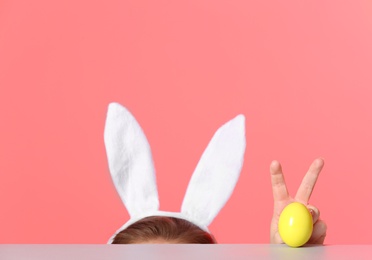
[278,202,313,247]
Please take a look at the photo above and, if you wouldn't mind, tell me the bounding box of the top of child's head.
[111,216,216,244]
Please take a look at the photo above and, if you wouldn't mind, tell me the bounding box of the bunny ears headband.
[104,103,246,243]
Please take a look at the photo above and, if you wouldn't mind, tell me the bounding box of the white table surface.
[1,244,372,260]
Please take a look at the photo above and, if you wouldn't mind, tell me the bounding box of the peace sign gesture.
[270,158,327,244]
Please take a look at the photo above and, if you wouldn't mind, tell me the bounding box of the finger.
[295,158,324,204]
[313,234,326,245]
[308,219,327,244]
[270,160,289,202]
[307,205,320,224]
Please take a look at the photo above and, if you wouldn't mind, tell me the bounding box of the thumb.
[307,204,320,224]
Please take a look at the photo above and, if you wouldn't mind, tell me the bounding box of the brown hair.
[112,216,216,244]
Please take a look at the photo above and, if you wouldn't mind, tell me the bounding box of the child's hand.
[270,158,327,244]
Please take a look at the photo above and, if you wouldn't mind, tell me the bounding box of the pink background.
[1,0,372,244]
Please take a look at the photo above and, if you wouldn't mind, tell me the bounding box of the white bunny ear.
[104,102,159,218]
[181,115,246,227]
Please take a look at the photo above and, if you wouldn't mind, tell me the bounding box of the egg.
[278,202,313,247]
